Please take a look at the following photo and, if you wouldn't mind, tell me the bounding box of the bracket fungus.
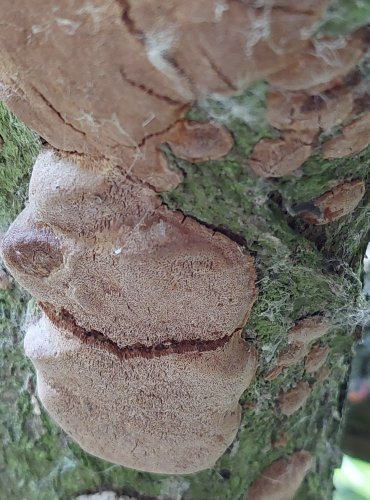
[248,132,313,178]
[0,0,361,480]
[1,149,258,473]
[305,344,330,374]
[265,315,330,380]
[322,112,370,159]
[268,31,367,93]
[298,180,365,225]
[25,315,257,474]
[267,89,353,134]
[278,381,312,416]
[246,450,313,500]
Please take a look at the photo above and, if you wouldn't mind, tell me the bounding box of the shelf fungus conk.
[298,180,365,225]
[1,150,258,474]
[246,450,313,500]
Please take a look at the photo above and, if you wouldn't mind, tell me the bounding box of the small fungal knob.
[305,344,330,374]
[268,31,366,92]
[1,209,63,278]
[0,266,12,290]
[322,112,370,159]
[267,89,353,133]
[248,132,313,178]
[246,450,313,500]
[298,180,365,225]
[287,315,330,344]
[278,381,311,416]
[277,341,308,368]
[165,120,234,162]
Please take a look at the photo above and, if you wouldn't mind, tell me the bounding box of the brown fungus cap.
[165,120,234,162]
[278,381,311,416]
[288,315,330,344]
[25,315,257,474]
[267,89,353,133]
[0,0,327,191]
[1,150,258,349]
[299,179,365,225]
[268,31,367,92]
[322,112,370,159]
[248,132,313,178]
[305,344,330,374]
[246,450,313,500]
[277,341,308,368]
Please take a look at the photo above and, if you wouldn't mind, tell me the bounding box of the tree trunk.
[1,2,370,500]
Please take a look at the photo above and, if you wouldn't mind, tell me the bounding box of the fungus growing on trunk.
[0,149,259,473]
[265,315,331,380]
[25,315,257,474]
[287,315,330,344]
[278,381,312,416]
[298,180,365,225]
[322,112,370,159]
[305,344,330,374]
[246,450,313,500]
[248,132,313,178]
[165,120,234,162]
[267,89,353,133]
[268,31,367,92]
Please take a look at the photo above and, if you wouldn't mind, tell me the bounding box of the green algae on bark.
[0,102,40,230]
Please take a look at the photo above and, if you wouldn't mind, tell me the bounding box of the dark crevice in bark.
[161,53,198,96]
[199,46,238,92]
[118,67,184,106]
[40,302,233,360]
[30,86,87,138]
[117,0,146,43]
[161,196,253,251]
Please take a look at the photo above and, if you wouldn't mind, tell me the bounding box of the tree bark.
[0,2,370,500]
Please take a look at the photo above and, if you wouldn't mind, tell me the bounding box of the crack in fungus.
[40,302,234,360]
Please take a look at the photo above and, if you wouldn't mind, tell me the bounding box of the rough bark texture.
[1,1,370,499]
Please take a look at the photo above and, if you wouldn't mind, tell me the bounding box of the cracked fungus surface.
[0,0,328,191]
[2,149,257,348]
[25,316,257,474]
[0,149,258,474]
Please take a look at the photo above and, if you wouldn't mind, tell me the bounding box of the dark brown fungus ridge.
[299,179,365,225]
[246,450,313,500]
[278,381,311,416]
